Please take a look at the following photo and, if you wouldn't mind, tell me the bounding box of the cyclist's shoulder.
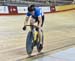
[35,7,41,12]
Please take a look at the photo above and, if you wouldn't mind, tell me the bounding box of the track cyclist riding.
[23,4,45,56]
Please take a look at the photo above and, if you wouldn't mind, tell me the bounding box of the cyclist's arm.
[36,9,42,28]
[24,16,29,26]
[36,8,43,28]
[24,12,31,26]
[38,15,42,28]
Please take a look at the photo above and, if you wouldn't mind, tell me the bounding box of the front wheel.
[26,31,33,56]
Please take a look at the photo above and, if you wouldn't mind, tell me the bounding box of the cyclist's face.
[30,11,35,15]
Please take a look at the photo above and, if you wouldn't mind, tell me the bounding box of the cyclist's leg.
[37,15,44,48]
[30,16,37,46]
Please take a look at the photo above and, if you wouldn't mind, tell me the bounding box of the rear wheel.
[37,31,44,52]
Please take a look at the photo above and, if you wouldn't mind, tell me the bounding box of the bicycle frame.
[33,30,38,42]
[26,25,39,42]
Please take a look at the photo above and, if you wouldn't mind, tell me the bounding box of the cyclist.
[23,4,44,50]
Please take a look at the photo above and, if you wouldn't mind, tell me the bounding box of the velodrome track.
[0,10,75,61]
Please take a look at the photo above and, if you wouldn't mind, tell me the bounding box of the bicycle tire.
[37,31,44,52]
[26,31,33,56]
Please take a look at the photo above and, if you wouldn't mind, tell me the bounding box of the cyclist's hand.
[23,26,26,31]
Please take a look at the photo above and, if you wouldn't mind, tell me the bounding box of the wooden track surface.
[0,10,75,61]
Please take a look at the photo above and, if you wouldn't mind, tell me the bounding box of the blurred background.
[0,0,75,61]
[0,0,74,6]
